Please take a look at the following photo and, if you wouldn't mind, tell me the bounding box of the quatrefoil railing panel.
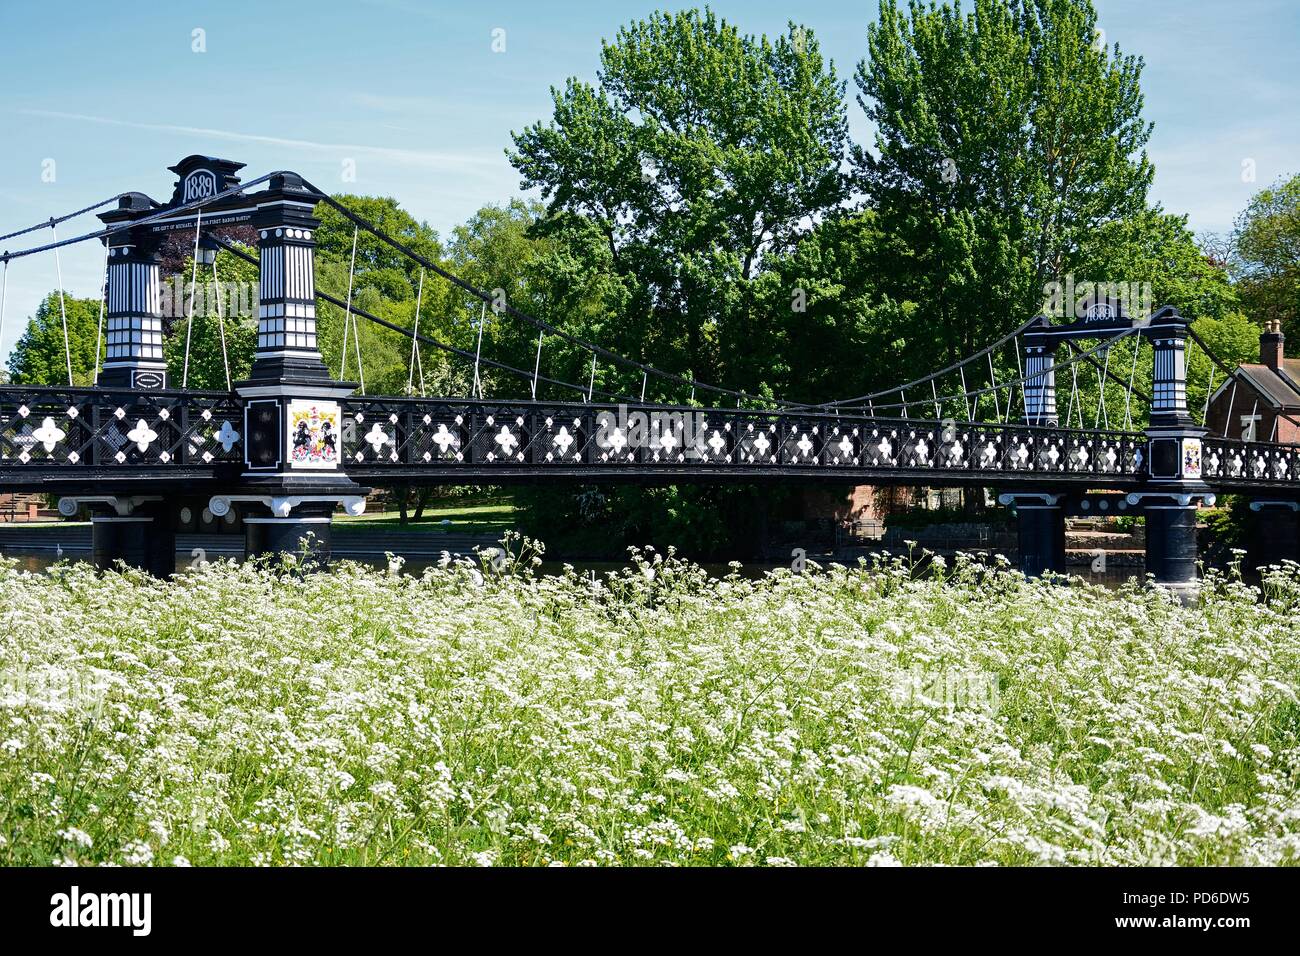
[0,387,243,468]
[339,397,1150,483]
[1202,437,1300,486]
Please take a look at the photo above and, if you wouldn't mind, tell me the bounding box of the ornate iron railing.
[0,386,243,470]
[7,387,1300,493]
[339,398,1147,481]
[1202,436,1300,486]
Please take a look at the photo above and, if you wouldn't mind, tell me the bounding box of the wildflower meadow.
[2,542,1299,867]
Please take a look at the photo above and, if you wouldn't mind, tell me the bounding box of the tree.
[163,245,260,390]
[1232,173,1300,338]
[1076,210,1240,323]
[311,196,447,397]
[510,8,849,395]
[749,208,912,401]
[855,0,1155,374]
[508,9,850,557]
[7,292,102,386]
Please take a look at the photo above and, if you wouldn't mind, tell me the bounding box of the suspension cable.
[1066,359,1080,429]
[847,326,1142,421]
[0,194,124,245]
[297,180,798,409]
[1223,380,1236,438]
[340,226,358,382]
[2,171,287,262]
[50,222,73,386]
[1201,363,1215,427]
[0,256,8,378]
[210,234,634,403]
[92,241,108,385]
[531,329,544,400]
[987,353,1000,421]
[472,302,486,399]
[813,316,1040,410]
[210,256,231,391]
[1012,340,1024,423]
[1094,345,1111,429]
[181,209,202,388]
[408,267,425,396]
[1122,337,1139,431]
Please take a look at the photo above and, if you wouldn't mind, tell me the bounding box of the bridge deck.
[0,386,1293,495]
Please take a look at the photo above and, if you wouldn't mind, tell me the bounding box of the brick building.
[1205,321,1300,443]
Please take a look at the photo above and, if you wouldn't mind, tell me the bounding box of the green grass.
[2,542,1299,867]
[334,499,516,535]
[0,521,89,529]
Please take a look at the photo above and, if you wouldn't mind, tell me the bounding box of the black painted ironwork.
[335,396,1149,486]
[0,386,242,487]
[0,387,1297,494]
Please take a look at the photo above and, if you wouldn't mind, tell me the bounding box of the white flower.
[121,841,154,866]
[58,828,93,848]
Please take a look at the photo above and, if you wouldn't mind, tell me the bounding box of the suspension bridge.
[1,155,1297,592]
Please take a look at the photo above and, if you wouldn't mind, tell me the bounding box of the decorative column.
[58,496,175,576]
[97,193,167,389]
[1132,306,1213,601]
[249,174,328,385]
[228,173,367,565]
[1021,316,1060,426]
[998,492,1066,578]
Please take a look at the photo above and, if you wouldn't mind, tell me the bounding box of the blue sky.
[1,0,1297,363]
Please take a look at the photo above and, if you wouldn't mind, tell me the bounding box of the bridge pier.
[59,496,176,576]
[209,495,365,569]
[998,492,1066,577]
[1126,491,1214,602]
[1247,500,1300,570]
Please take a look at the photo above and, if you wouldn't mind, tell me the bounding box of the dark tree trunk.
[413,488,434,523]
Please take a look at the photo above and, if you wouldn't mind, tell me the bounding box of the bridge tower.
[213,171,367,565]
[1127,305,1214,601]
[56,193,180,573]
[1002,315,1067,577]
[97,194,169,390]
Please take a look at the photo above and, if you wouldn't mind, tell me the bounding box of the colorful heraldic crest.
[287,400,341,470]
[1183,438,1202,479]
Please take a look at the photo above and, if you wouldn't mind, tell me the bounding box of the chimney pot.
[1261,321,1285,370]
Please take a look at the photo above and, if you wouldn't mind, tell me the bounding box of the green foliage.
[1232,173,1300,337]
[1076,209,1240,322]
[507,9,851,549]
[164,246,260,390]
[6,292,101,386]
[855,0,1154,374]
[509,7,849,394]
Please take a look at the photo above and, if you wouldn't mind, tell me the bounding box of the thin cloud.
[19,109,502,172]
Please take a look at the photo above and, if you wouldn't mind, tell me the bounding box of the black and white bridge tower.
[1001,315,1066,577]
[1129,305,1213,599]
[211,171,368,564]
[97,194,168,390]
